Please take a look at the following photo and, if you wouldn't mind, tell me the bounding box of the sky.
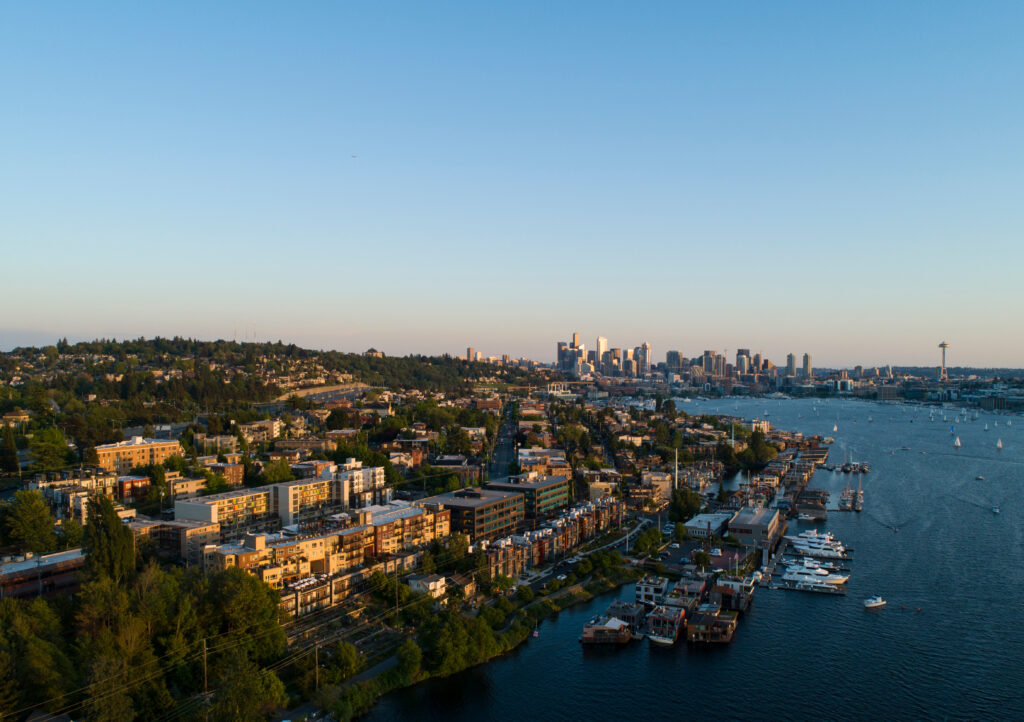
[1,1,1022,368]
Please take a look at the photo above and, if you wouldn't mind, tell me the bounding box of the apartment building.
[95,437,183,474]
[129,518,221,567]
[208,462,244,488]
[485,473,570,522]
[206,501,450,588]
[274,477,336,526]
[175,486,277,541]
[517,447,571,476]
[333,459,390,509]
[238,419,283,444]
[420,488,525,541]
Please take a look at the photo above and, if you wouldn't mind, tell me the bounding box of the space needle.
[938,341,949,381]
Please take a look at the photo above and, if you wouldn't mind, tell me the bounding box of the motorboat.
[784,568,848,586]
[992,506,1000,514]
[863,596,886,609]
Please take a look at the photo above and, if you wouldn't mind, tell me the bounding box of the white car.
[556,574,567,581]
[710,548,722,556]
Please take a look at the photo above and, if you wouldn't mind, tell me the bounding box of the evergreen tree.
[0,425,17,473]
[84,495,135,583]
[4,490,56,554]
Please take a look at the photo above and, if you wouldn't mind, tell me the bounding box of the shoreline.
[340,565,641,720]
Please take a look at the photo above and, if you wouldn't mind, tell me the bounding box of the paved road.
[488,406,516,478]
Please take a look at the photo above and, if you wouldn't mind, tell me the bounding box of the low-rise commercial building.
[684,512,735,540]
[727,507,783,549]
[0,549,86,598]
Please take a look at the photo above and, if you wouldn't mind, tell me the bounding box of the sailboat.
[985,423,989,431]
[1008,420,1013,427]
[833,423,838,433]
[997,439,1003,451]
[953,436,961,449]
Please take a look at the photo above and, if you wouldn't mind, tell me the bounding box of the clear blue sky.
[2,1,1022,367]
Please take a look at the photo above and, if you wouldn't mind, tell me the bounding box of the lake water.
[367,398,1024,721]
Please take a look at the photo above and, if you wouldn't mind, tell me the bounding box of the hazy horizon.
[2,3,1022,367]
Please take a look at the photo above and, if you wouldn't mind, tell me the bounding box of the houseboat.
[635,576,671,608]
[581,615,633,645]
[685,603,738,644]
[646,605,686,646]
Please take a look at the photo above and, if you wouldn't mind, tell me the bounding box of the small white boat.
[863,596,886,609]
[997,439,1003,451]
[976,476,985,481]
[992,506,1000,514]
[954,436,961,449]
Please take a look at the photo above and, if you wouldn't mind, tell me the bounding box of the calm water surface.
[368,398,1024,721]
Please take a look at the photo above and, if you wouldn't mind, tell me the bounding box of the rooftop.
[730,507,779,527]
[96,436,179,450]
[420,487,523,509]
[485,474,569,491]
[0,548,85,577]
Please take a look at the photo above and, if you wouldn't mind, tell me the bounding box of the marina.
[370,398,1024,722]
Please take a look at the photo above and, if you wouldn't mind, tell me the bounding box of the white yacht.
[783,567,848,586]
[863,596,886,609]
[786,560,849,584]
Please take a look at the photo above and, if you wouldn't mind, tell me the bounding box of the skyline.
[1,330,1001,374]
[2,2,1023,366]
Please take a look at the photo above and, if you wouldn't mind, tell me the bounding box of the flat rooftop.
[730,507,779,527]
[178,485,273,503]
[96,436,179,450]
[421,488,523,508]
[485,474,569,491]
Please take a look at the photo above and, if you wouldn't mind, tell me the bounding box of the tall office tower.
[854,365,863,379]
[639,342,652,375]
[715,354,727,377]
[702,350,715,374]
[802,353,812,379]
[557,342,568,369]
[786,353,797,377]
[666,350,683,372]
[753,353,763,373]
[587,350,597,365]
[595,336,608,372]
[736,348,751,375]
[571,332,580,349]
[502,354,510,365]
[467,347,475,363]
